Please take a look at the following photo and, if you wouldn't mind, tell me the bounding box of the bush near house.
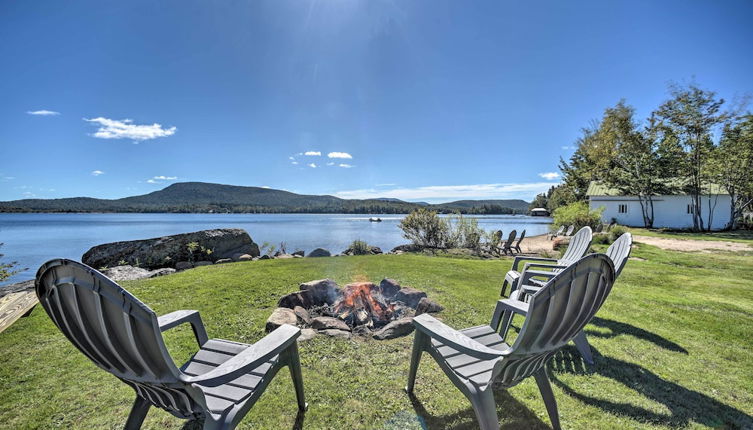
[552,201,604,231]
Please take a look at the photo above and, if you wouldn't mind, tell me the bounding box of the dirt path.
[520,234,555,254]
[633,235,752,252]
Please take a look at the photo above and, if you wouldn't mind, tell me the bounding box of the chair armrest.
[413,314,509,360]
[521,284,543,296]
[490,298,530,328]
[519,268,561,287]
[158,310,209,347]
[512,256,558,271]
[184,324,300,387]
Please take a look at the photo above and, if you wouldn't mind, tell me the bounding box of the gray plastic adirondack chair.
[512,230,526,254]
[406,254,616,430]
[564,225,575,236]
[500,229,517,255]
[547,226,564,241]
[500,226,593,297]
[499,233,633,364]
[34,259,306,430]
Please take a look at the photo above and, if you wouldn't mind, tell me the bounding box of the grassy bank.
[1,247,752,429]
[627,227,753,244]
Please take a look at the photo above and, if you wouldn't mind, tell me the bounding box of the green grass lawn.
[628,227,753,244]
[1,247,752,429]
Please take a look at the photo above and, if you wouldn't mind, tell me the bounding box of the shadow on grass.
[407,389,552,430]
[549,346,753,428]
[180,409,305,430]
[508,316,687,354]
[586,317,688,354]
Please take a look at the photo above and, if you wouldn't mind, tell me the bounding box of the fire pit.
[266,278,443,340]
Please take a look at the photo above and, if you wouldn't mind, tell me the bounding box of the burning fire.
[333,282,396,327]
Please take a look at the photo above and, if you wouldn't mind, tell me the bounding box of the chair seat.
[181,339,280,414]
[430,325,509,388]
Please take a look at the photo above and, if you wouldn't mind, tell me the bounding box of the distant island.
[0,182,531,215]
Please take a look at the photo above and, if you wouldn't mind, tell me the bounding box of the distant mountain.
[0,182,530,215]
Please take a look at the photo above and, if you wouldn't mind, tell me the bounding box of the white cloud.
[22,191,37,198]
[146,175,178,184]
[327,152,352,159]
[289,156,295,160]
[326,162,335,166]
[538,172,560,180]
[308,163,317,168]
[1,176,14,181]
[291,161,299,165]
[339,163,354,168]
[84,117,176,142]
[27,109,60,116]
[91,170,105,176]
[334,182,559,203]
[304,151,321,156]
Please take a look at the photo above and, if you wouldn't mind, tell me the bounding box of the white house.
[587,182,732,230]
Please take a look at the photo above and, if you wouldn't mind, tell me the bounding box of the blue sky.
[1,1,752,203]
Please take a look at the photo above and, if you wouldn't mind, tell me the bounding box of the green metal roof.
[586,181,728,196]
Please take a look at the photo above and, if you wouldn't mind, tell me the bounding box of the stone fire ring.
[265,278,443,341]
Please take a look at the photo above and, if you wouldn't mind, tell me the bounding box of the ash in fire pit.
[267,278,443,340]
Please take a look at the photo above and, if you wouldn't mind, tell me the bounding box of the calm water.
[0,213,551,285]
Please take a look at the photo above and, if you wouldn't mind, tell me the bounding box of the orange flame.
[333,282,394,322]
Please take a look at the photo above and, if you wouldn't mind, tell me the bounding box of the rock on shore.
[82,228,260,270]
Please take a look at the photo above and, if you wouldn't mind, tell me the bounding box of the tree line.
[530,82,753,231]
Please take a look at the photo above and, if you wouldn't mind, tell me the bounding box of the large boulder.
[394,287,427,308]
[311,316,351,332]
[307,248,331,257]
[265,308,298,332]
[82,229,259,270]
[415,297,444,316]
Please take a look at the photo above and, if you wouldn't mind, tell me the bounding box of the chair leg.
[288,342,308,411]
[573,330,594,365]
[405,331,425,393]
[469,389,499,430]
[124,395,151,430]
[201,416,230,430]
[534,367,561,430]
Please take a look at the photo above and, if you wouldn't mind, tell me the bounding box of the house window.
[618,204,627,214]
[687,204,694,214]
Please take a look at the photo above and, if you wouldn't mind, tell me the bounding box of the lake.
[0,213,552,285]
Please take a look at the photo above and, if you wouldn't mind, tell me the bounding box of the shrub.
[609,225,627,242]
[552,202,604,231]
[349,239,371,255]
[399,209,449,248]
[445,213,484,250]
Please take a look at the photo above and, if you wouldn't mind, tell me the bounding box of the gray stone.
[276,254,294,259]
[293,306,312,325]
[278,290,314,309]
[100,265,175,281]
[352,325,373,336]
[175,261,193,271]
[265,308,297,332]
[194,261,213,267]
[379,278,402,299]
[373,317,415,340]
[415,297,444,316]
[293,254,303,258]
[215,258,232,264]
[292,250,305,257]
[259,254,272,260]
[311,316,350,332]
[300,279,341,305]
[394,287,427,308]
[307,248,331,257]
[298,328,317,342]
[319,329,352,339]
[390,244,422,253]
[82,228,260,270]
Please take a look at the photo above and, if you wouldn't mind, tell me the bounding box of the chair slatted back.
[606,233,632,278]
[503,230,517,248]
[495,254,615,387]
[515,230,526,244]
[554,226,565,236]
[35,259,201,419]
[565,225,575,236]
[560,227,592,263]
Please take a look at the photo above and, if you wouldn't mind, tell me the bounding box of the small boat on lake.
[369,217,382,222]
